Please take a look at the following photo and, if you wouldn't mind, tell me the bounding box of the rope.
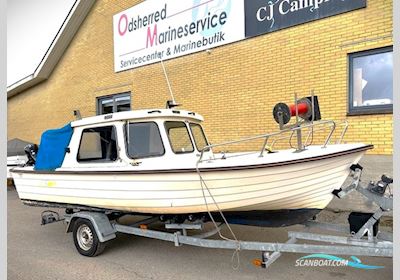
[306,126,314,147]
[196,160,241,270]
[288,130,296,149]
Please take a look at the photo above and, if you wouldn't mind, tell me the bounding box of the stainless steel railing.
[198,119,349,163]
[270,120,349,149]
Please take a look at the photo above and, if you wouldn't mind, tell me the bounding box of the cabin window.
[77,126,118,162]
[126,122,165,159]
[189,123,208,151]
[165,122,194,154]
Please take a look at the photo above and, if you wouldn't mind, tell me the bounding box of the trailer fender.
[65,212,116,243]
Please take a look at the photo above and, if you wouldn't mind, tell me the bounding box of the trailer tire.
[72,218,106,257]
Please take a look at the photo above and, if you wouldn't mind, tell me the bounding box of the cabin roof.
[71,109,204,127]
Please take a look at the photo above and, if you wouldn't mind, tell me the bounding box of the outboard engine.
[24,144,39,166]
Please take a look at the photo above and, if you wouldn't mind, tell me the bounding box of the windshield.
[189,123,208,151]
[165,121,194,154]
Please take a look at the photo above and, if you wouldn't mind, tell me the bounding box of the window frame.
[77,125,119,163]
[124,121,166,160]
[348,46,393,116]
[96,92,131,115]
[164,121,195,154]
[189,123,210,152]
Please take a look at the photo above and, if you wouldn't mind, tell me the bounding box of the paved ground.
[7,187,392,280]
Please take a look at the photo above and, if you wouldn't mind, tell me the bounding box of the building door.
[97,92,131,115]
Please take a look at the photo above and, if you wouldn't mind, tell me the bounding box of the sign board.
[113,0,245,72]
[244,0,367,38]
[113,0,368,72]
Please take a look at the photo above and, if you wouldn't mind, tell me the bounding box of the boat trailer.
[41,165,392,269]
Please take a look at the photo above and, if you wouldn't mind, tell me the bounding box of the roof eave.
[7,0,96,99]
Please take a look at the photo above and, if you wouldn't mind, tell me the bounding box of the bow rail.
[198,119,349,163]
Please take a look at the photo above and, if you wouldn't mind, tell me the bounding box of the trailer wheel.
[72,218,105,257]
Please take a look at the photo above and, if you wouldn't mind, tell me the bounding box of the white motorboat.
[11,98,372,227]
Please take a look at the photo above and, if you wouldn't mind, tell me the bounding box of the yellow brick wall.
[7,0,393,154]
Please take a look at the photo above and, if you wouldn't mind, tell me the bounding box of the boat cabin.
[34,109,212,171]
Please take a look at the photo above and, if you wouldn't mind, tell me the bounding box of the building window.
[126,122,165,159]
[97,92,131,115]
[77,126,117,162]
[349,47,393,115]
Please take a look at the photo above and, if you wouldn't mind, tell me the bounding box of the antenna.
[160,60,179,109]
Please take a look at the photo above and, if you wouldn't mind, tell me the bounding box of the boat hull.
[12,149,364,215]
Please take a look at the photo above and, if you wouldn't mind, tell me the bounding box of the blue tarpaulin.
[34,123,73,171]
